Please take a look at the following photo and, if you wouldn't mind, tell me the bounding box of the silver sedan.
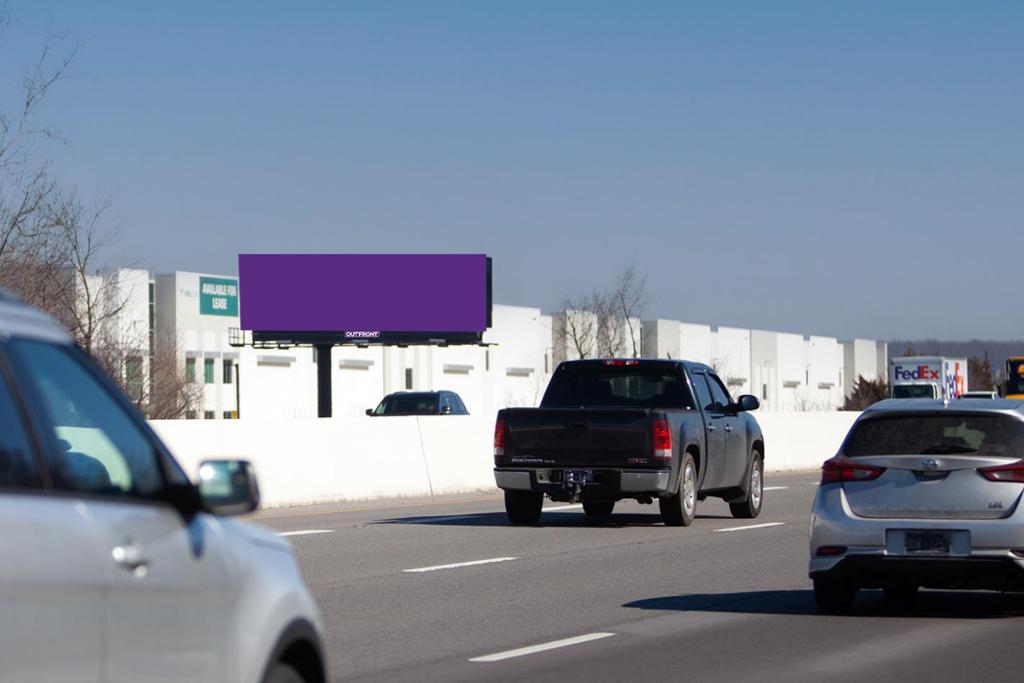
[809,399,1024,612]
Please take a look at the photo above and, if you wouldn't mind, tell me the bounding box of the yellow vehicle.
[1006,357,1024,399]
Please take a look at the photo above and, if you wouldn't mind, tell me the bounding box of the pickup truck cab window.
[542,364,695,409]
[706,374,733,410]
[690,371,714,411]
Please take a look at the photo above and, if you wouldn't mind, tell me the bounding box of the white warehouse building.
[90,267,888,418]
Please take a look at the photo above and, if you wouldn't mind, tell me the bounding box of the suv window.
[10,340,164,498]
[0,366,40,490]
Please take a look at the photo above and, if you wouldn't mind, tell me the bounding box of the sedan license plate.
[905,530,950,555]
[564,469,593,485]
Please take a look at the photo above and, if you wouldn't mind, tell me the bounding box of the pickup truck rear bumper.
[494,468,671,496]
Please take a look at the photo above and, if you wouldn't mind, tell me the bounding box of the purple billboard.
[238,254,490,336]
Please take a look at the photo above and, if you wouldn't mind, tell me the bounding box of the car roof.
[0,295,73,345]
[864,398,1024,416]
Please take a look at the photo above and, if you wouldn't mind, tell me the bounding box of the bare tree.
[143,334,203,419]
[0,10,78,306]
[610,265,648,358]
[47,193,126,355]
[557,264,649,360]
[556,296,599,360]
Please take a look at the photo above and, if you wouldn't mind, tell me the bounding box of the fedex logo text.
[894,365,941,381]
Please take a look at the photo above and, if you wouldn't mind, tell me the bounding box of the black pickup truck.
[493,359,765,526]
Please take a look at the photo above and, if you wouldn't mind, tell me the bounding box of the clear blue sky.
[3,1,1021,340]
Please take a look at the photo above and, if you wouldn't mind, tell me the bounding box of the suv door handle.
[724,424,734,433]
[112,543,149,572]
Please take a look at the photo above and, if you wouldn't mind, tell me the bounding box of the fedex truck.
[889,356,968,399]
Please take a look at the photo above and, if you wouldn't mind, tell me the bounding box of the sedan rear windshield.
[845,414,1024,457]
[541,364,695,409]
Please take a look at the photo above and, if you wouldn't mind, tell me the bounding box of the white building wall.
[679,323,712,364]
[807,336,842,410]
[711,326,752,397]
[154,271,240,419]
[641,319,681,359]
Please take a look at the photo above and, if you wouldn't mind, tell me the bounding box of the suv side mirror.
[735,395,760,412]
[365,408,374,416]
[197,459,260,516]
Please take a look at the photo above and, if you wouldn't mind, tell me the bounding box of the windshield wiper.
[920,443,978,455]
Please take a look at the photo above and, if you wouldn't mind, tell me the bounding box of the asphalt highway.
[251,472,1024,682]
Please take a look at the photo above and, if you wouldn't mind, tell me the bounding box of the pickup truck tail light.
[652,419,672,461]
[494,418,508,465]
[820,455,884,484]
[979,460,1024,482]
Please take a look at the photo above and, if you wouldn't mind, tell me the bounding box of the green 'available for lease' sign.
[200,276,239,316]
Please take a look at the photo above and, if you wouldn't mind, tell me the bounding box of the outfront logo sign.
[199,277,239,317]
[344,331,381,339]
[893,364,941,381]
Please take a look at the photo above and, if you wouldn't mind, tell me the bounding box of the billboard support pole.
[316,343,333,418]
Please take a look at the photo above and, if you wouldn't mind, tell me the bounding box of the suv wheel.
[660,453,696,527]
[729,450,764,519]
[504,490,543,525]
[813,576,857,613]
[583,501,615,517]
[263,663,305,683]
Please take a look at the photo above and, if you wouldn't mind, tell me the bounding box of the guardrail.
[149,412,860,508]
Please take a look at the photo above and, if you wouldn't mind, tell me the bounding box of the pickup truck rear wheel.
[505,490,543,525]
[583,501,615,517]
[660,453,696,527]
[729,451,763,519]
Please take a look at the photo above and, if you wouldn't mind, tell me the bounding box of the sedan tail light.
[494,418,508,465]
[980,460,1024,483]
[821,455,885,484]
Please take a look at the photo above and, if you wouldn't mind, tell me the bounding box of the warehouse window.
[223,411,235,420]
[204,358,215,384]
[203,410,215,420]
[405,368,413,390]
[186,410,197,420]
[223,361,233,384]
[186,357,196,383]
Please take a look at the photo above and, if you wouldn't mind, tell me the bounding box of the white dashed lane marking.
[404,557,518,573]
[714,522,786,533]
[470,633,617,662]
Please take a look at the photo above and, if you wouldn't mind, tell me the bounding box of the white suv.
[0,294,325,683]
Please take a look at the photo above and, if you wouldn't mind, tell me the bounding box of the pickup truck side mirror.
[734,395,760,412]
[365,408,375,416]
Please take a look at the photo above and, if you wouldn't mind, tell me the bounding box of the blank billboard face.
[238,254,489,334]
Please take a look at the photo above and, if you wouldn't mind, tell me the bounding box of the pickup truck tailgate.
[506,409,652,468]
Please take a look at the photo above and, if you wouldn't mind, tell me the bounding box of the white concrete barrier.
[149,411,862,508]
[756,411,860,472]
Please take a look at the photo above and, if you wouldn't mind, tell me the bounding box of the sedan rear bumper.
[810,483,1024,590]
[811,555,1024,591]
